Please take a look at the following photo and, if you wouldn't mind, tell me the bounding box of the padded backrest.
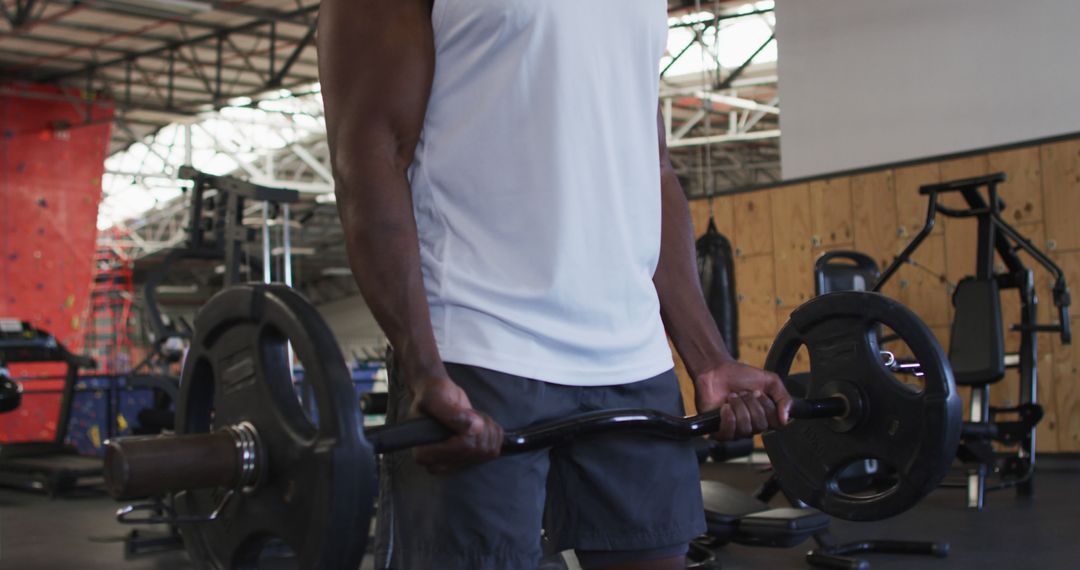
[948,277,1005,385]
[696,219,739,359]
[815,250,880,295]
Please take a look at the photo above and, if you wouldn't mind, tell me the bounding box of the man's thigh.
[375,445,551,569]
[374,363,570,570]
[545,370,707,557]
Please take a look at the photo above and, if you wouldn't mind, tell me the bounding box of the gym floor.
[1,459,1076,569]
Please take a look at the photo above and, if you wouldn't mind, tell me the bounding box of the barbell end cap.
[103,440,133,501]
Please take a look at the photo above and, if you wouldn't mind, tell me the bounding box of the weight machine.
[125,166,301,555]
[875,172,1072,508]
[137,166,301,373]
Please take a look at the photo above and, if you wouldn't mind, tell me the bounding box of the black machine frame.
[128,167,300,554]
[874,172,1071,508]
[138,166,301,372]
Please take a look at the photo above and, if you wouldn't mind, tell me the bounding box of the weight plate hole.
[828,458,899,500]
[873,323,926,395]
[187,357,215,433]
[234,534,297,568]
[290,342,320,430]
[777,343,813,398]
[259,326,319,437]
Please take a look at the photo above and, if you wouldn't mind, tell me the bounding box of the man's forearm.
[653,166,735,378]
[321,5,444,390]
[318,0,445,392]
[335,162,444,390]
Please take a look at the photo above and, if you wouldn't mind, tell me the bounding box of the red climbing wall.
[0,83,113,442]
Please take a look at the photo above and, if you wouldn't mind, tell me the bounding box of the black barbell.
[106,396,851,500]
[104,284,962,569]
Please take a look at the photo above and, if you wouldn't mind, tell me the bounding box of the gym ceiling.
[0,0,776,302]
[0,0,763,156]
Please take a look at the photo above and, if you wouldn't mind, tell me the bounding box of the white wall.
[776,0,1080,179]
[316,295,386,360]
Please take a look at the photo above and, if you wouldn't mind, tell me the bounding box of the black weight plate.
[175,284,374,569]
[762,292,962,521]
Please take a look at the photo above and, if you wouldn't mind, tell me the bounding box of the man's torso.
[411,0,673,386]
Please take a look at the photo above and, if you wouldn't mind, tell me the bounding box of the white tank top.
[411,0,672,386]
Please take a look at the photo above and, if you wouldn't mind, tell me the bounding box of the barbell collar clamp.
[227,422,262,492]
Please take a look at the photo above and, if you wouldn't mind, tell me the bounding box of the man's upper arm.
[317,0,435,180]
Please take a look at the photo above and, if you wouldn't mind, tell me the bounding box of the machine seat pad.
[700,480,830,548]
[734,507,830,548]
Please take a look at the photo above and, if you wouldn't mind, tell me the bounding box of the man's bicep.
[317,0,435,173]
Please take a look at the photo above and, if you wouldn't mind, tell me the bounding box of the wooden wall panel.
[809,178,854,248]
[738,337,774,370]
[733,192,773,257]
[989,146,1043,225]
[989,369,1022,410]
[894,162,942,238]
[939,155,991,283]
[714,195,736,239]
[688,198,711,239]
[944,217,979,286]
[986,354,1058,452]
[851,171,898,271]
[1050,250,1080,451]
[894,234,952,327]
[735,254,778,338]
[850,171,902,298]
[1052,341,1079,451]
[771,184,814,308]
[939,155,991,184]
[1041,139,1080,252]
[1035,352,1059,453]
[689,194,736,239]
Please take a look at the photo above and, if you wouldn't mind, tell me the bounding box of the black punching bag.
[695,219,739,359]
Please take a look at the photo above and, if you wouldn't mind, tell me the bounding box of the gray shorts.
[373,363,706,570]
